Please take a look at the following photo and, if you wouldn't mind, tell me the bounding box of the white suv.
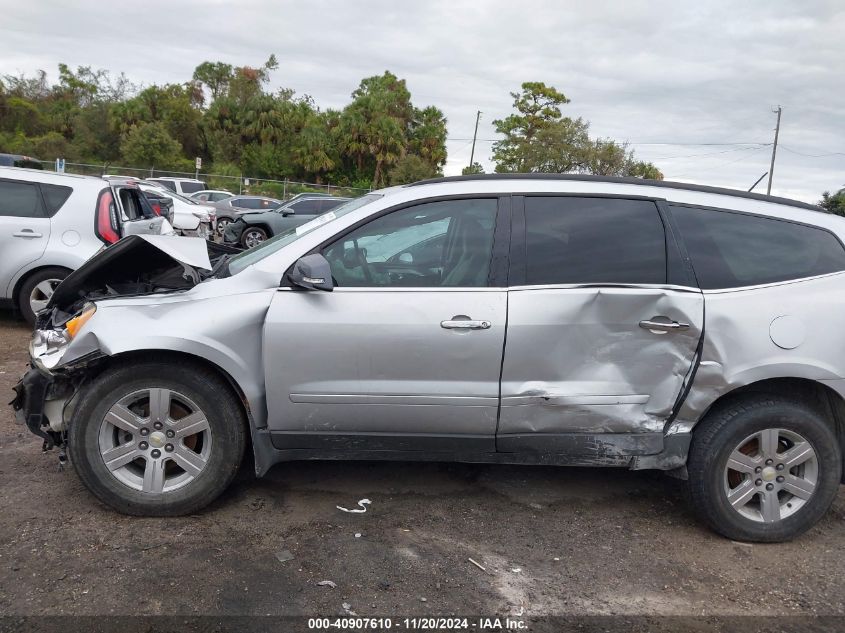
[0,168,170,324]
[147,177,208,196]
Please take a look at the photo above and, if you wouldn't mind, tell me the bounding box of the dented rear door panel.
[498,285,703,452]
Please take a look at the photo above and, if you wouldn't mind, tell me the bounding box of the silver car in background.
[1,168,171,324]
[13,174,845,542]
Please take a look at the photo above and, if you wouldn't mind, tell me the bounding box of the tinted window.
[40,184,72,216]
[233,198,260,209]
[153,180,177,192]
[0,180,43,218]
[323,198,497,288]
[291,199,320,214]
[524,197,666,285]
[671,205,845,289]
[180,181,205,194]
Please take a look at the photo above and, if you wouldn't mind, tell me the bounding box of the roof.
[406,174,821,212]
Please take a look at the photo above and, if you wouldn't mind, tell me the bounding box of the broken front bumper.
[10,367,57,447]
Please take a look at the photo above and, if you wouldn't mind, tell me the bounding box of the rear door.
[498,195,703,457]
[0,178,52,298]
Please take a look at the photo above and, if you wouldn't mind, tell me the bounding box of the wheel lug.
[139,441,148,450]
[766,483,774,491]
[776,463,784,471]
[165,444,174,452]
[755,479,762,487]
[776,476,785,483]
[139,428,150,436]
[153,421,163,430]
[165,430,175,438]
[151,449,161,459]
[765,459,773,466]
[754,466,762,474]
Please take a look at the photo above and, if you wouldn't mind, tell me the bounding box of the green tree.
[120,121,183,169]
[492,81,661,179]
[388,154,439,185]
[462,162,485,175]
[819,190,845,216]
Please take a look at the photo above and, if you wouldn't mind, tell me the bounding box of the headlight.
[66,303,97,339]
[30,303,96,372]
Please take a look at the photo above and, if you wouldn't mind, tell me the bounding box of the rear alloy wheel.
[688,396,842,542]
[69,361,246,516]
[241,227,268,249]
[215,217,232,238]
[18,267,69,326]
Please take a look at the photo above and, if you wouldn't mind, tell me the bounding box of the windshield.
[227,194,383,275]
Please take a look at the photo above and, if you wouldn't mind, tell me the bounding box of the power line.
[779,145,845,158]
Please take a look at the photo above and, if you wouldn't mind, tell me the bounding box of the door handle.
[13,230,42,238]
[639,318,690,333]
[441,318,491,330]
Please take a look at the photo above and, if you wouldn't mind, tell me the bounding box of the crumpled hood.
[45,235,238,321]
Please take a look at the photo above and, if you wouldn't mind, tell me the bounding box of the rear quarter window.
[670,204,845,289]
[39,183,73,217]
[180,181,205,194]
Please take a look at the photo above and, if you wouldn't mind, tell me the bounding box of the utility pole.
[767,106,782,195]
[468,110,482,169]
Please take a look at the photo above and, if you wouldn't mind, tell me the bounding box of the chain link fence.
[37,160,371,201]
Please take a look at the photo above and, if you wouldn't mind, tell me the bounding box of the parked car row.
[0,167,172,324]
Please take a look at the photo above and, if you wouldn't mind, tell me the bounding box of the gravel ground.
[1,311,843,626]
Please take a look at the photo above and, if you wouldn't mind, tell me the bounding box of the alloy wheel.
[98,388,213,494]
[243,229,266,248]
[724,428,818,523]
[29,278,62,314]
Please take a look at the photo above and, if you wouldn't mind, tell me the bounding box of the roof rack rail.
[405,174,820,211]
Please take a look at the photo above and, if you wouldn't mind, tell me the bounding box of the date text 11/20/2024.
[307,616,527,630]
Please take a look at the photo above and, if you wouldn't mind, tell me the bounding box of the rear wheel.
[241,226,268,249]
[215,216,232,238]
[68,361,246,516]
[687,396,842,542]
[18,267,69,326]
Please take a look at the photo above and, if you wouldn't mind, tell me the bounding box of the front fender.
[62,290,274,428]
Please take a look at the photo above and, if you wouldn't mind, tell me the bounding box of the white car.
[190,190,233,203]
[136,183,215,239]
[146,177,208,196]
[0,168,171,324]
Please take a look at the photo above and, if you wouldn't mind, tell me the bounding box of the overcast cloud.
[1,0,842,202]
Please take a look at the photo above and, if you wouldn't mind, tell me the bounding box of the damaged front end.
[11,235,240,450]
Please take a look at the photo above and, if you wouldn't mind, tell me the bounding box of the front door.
[264,197,508,452]
[498,195,703,457]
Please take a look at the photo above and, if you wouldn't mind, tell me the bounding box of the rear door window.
[523,197,666,285]
[0,179,44,218]
[670,205,845,289]
[180,181,205,194]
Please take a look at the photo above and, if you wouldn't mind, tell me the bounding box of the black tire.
[240,226,268,249]
[215,216,233,238]
[687,395,842,542]
[17,267,69,326]
[68,360,246,516]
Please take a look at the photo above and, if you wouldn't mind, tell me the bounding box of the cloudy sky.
[1,0,842,202]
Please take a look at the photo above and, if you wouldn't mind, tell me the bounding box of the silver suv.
[12,175,845,541]
[0,168,170,324]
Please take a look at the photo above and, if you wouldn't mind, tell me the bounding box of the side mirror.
[281,208,295,216]
[288,254,334,291]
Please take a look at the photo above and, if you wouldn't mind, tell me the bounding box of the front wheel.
[241,226,268,249]
[687,396,842,542]
[215,216,232,238]
[68,361,246,516]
